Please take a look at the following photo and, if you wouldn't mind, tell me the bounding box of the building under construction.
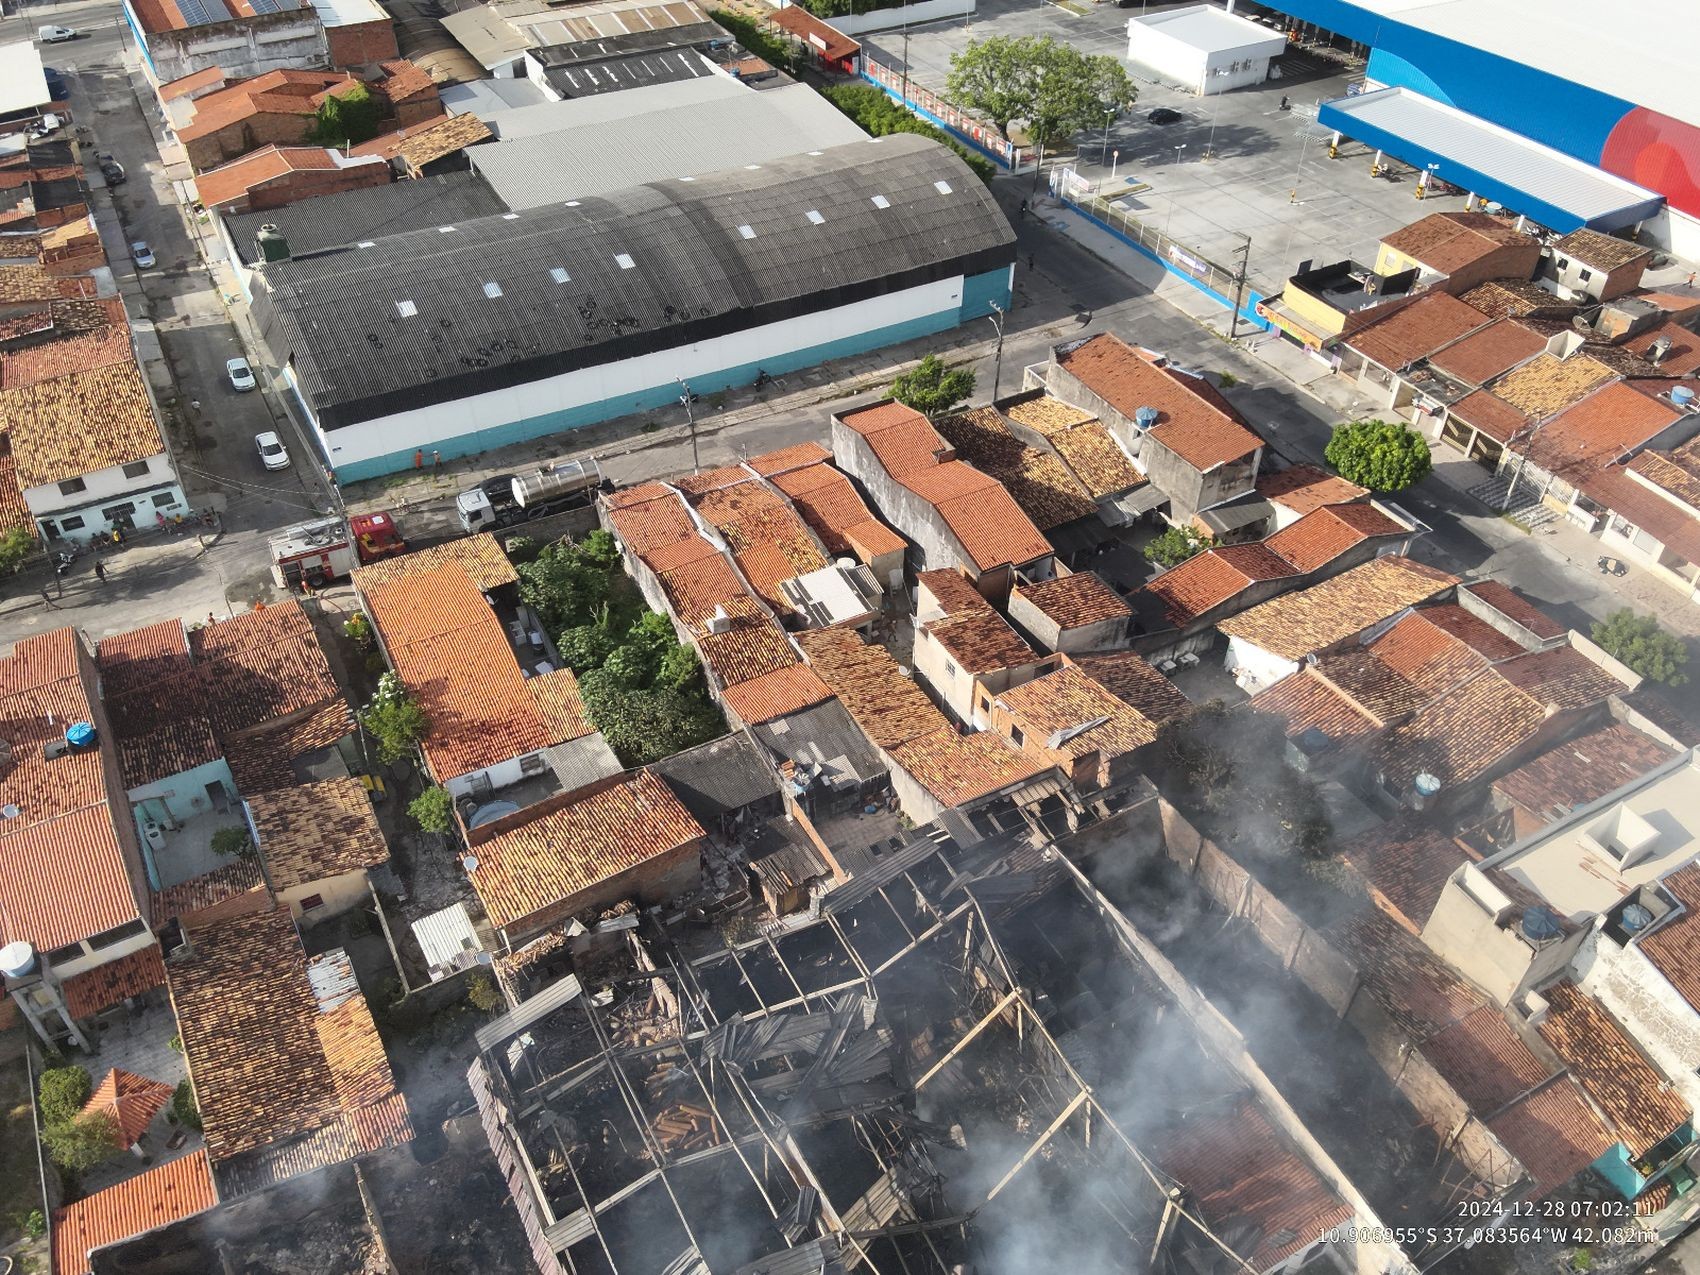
[469,829,1413,1275]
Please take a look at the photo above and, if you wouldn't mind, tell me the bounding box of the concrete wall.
[1544,252,1645,304]
[282,272,1000,481]
[26,452,186,544]
[1142,437,1260,524]
[1419,863,1586,1006]
[911,625,976,722]
[1376,239,1540,296]
[218,157,392,214]
[128,758,237,868]
[185,113,317,171]
[1576,929,1700,1113]
[281,867,369,922]
[1006,590,1127,653]
[1455,587,1565,651]
[132,5,329,84]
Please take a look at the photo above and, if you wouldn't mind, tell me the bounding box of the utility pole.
[677,378,699,474]
[901,23,911,103]
[1227,233,1251,341]
[987,301,1006,402]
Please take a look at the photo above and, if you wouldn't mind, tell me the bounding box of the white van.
[38,25,77,42]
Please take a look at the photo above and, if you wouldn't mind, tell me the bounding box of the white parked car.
[130,240,155,269]
[226,357,256,392]
[254,431,290,471]
[38,25,77,42]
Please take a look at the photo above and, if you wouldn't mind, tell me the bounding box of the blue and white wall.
[300,265,1013,481]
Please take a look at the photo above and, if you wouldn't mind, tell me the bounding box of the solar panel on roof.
[248,0,287,14]
[175,0,217,25]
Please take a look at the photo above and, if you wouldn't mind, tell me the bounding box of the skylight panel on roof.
[550,267,570,284]
[806,210,825,225]
[934,180,953,194]
[396,300,417,317]
[737,225,756,239]
[871,195,891,209]
[438,226,456,233]
[615,253,635,270]
[357,241,375,248]
[483,281,503,299]
[502,213,519,220]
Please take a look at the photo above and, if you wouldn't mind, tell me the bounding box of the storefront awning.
[1319,87,1664,233]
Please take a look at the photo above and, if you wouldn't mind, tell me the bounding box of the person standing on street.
[93,559,106,582]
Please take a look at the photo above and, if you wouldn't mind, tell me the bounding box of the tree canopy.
[0,525,33,578]
[946,35,1136,158]
[408,786,453,834]
[1324,418,1432,492]
[305,82,382,147]
[360,672,428,764]
[1143,525,1212,569]
[891,354,975,417]
[1591,609,1689,686]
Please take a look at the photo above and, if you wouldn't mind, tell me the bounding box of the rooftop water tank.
[1520,906,1563,944]
[0,940,37,979]
[1134,406,1160,430]
[65,721,96,749]
[1672,385,1695,408]
[1413,772,1442,798]
[1621,902,1655,934]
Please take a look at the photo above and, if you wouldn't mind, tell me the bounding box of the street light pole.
[987,301,1006,402]
[1227,232,1251,341]
[901,22,911,103]
[677,378,699,474]
[1100,109,1113,165]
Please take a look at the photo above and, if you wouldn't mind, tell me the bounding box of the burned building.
[469,834,1411,1275]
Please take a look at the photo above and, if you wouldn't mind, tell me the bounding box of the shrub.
[342,612,373,650]
[360,672,428,764]
[22,1208,46,1239]
[1591,609,1690,686]
[38,1065,91,1128]
[408,786,453,834]
[1143,525,1212,568]
[465,972,503,1014]
[1324,418,1432,492]
[42,1113,123,1173]
[709,8,801,73]
[210,825,251,858]
[818,83,997,185]
[170,1080,201,1132]
[0,525,34,576]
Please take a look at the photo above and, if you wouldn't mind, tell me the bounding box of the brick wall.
[185,115,313,172]
[326,18,400,69]
[242,161,391,213]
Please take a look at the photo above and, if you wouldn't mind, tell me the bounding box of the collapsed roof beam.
[986,1089,1089,1202]
[913,989,1020,1092]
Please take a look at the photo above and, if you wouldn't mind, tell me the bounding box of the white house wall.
[25,452,187,543]
[305,275,967,476]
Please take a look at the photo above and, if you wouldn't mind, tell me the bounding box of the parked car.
[1146,107,1183,125]
[130,240,154,268]
[254,432,290,470]
[226,357,256,392]
[98,154,125,186]
[38,24,77,42]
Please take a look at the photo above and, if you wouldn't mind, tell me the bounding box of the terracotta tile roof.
[767,458,907,561]
[1369,605,1524,692]
[368,112,493,169]
[720,664,834,725]
[933,406,1097,531]
[1629,441,1700,509]
[0,446,26,536]
[1579,465,1700,567]
[150,859,266,928]
[97,619,220,790]
[930,472,1054,572]
[1252,668,1379,748]
[767,3,858,60]
[1343,820,1472,929]
[1638,864,1700,1014]
[0,263,59,303]
[1,358,162,488]
[1421,1005,1552,1113]
[530,666,592,743]
[1554,228,1652,273]
[349,532,516,592]
[1055,334,1263,470]
[690,476,828,612]
[796,626,942,750]
[1148,1095,1352,1271]
[1255,464,1368,516]
[1457,279,1577,321]
[1369,667,1547,791]
[1429,319,1550,387]
[994,665,1158,760]
[1073,651,1191,726]
[167,905,409,1165]
[999,393,1097,437]
[1490,351,1617,423]
[1496,645,1629,710]
[52,1151,216,1275]
[1450,390,1530,444]
[469,770,704,930]
[364,563,565,781]
[1624,321,1700,376]
[1219,556,1457,661]
[1312,648,1430,721]
[1264,502,1407,571]
[1492,723,1673,826]
[249,777,388,892]
[1488,1081,1615,1196]
[643,534,717,574]
[178,70,357,143]
[223,700,349,795]
[1140,543,1300,629]
[888,725,1045,807]
[0,325,132,389]
[698,613,799,687]
[1381,211,1531,274]
[1048,423,1143,498]
[1536,981,1691,1157]
[837,400,947,474]
[0,629,143,951]
[1328,908,1481,1038]
[189,600,344,741]
[375,59,436,105]
[61,943,167,1019]
[1518,381,1682,483]
[194,145,352,211]
[658,552,754,637]
[158,65,226,101]
[746,442,832,475]
[84,1068,174,1146]
[1012,571,1130,631]
[927,609,1040,675]
[1462,581,1564,640]
[1347,292,1485,370]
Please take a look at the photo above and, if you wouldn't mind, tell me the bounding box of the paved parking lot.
[866,0,1472,295]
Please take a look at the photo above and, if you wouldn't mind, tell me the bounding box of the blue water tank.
[1672,385,1695,408]
[65,721,96,749]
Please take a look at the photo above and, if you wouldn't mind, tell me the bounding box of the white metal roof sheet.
[1130,4,1288,57]
[0,42,50,116]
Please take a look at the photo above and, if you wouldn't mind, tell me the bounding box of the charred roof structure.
[469,832,1402,1275]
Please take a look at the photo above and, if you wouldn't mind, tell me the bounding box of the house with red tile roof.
[987,661,1161,790]
[1006,570,1130,654]
[1502,378,1696,513]
[1376,211,1542,294]
[174,69,366,170]
[1577,428,1700,599]
[193,144,390,214]
[831,399,1053,597]
[912,568,1046,727]
[1256,463,1368,529]
[1132,542,1301,653]
[52,1149,216,1275]
[1040,332,1265,524]
[1341,291,1488,400]
[128,0,396,89]
[751,441,907,585]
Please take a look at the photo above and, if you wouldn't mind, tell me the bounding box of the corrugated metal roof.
[412,902,481,973]
[1319,88,1663,230]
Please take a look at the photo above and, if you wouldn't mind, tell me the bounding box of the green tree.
[891,355,976,417]
[627,610,678,659]
[518,535,623,633]
[37,1066,91,1128]
[818,83,996,184]
[558,623,618,673]
[210,825,252,858]
[946,36,1135,175]
[1324,418,1432,492]
[579,668,725,767]
[170,1080,201,1133]
[1143,525,1213,569]
[360,672,428,764]
[43,1113,123,1174]
[342,612,373,650]
[1591,609,1690,686]
[306,82,382,147]
[0,525,33,576]
[409,785,453,834]
[656,643,702,693]
[603,644,656,690]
